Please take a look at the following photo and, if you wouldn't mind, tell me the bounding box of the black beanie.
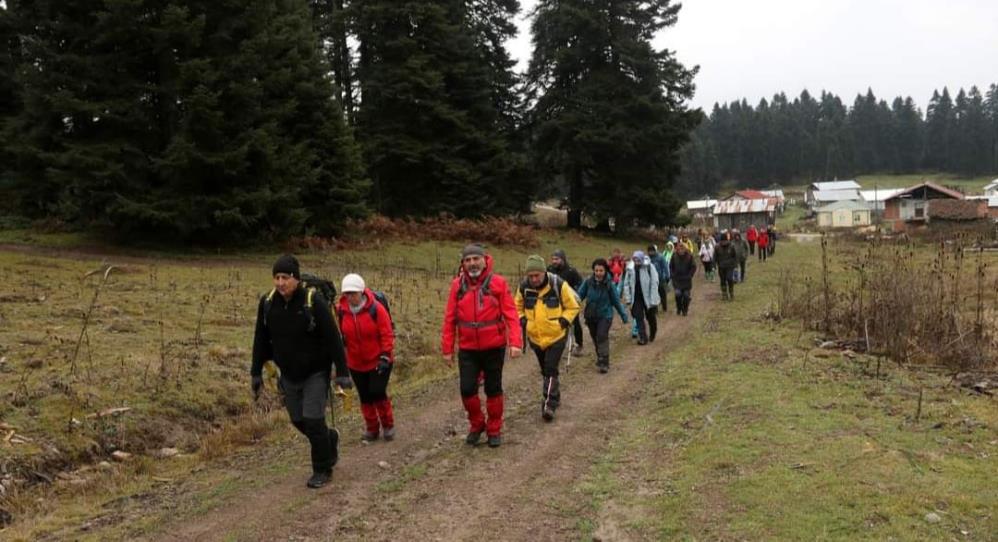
[272,254,301,279]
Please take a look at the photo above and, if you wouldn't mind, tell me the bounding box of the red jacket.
[337,289,394,372]
[608,255,626,284]
[441,255,522,355]
[757,230,769,248]
[746,227,758,242]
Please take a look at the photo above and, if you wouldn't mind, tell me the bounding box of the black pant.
[674,287,692,314]
[768,242,775,256]
[458,348,505,398]
[281,372,335,474]
[631,297,658,341]
[572,316,584,348]
[758,246,767,261]
[350,365,392,405]
[719,266,735,298]
[586,318,612,367]
[658,283,668,312]
[531,336,567,411]
[739,260,747,282]
[748,241,755,255]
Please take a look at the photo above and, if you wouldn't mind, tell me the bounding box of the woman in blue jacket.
[577,258,630,373]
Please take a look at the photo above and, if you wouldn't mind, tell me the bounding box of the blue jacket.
[577,275,629,323]
[649,253,670,283]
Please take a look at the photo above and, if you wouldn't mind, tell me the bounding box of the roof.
[815,200,871,212]
[927,199,987,220]
[760,189,785,199]
[860,189,904,202]
[686,199,718,210]
[713,198,777,215]
[990,196,998,208]
[812,189,861,202]
[984,179,998,190]
[811,180,861,191]
[885,182,964,201]
[732,189,769,200]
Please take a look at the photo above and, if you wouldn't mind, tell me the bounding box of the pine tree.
[963,86,990,175]
[7,0,367,242]
[526,0,698,229]
[924,88,954,171]
[0,3,18,207]
[351,0,529,218]
[987,84,998,172]
[892,96,924,172]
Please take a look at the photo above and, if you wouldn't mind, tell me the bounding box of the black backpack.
[262,272,337,333]
[519,273,566,310]
[337,290,396,332]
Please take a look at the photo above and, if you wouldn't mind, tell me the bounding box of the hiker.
[715,233,738,301]
[608,248,627,293]
[441,244,523,448]
[516,255,581,422]
[768,226,778,256]
[576,258,630,373]
[664,240,675,265]
[732,229,749,282]
[669,242,697,316]
[621,250,660,345]
[251,255,352,489]
[679,233,696,255]
[699,236,716,282]
[757,227,769,262]
[624,257,640,339]
[648,244,670,313]
[336,274,395,442]
[746,224,758,255]
[548,249,585,356]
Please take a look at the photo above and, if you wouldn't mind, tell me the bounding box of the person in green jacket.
[715,232,739,301]
[731,229,749,283]
[576,258,630,373]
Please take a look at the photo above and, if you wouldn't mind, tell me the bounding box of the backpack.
[262,272,337,333]
[337,290,396,332]
[457,272,495,301]
[519,273,566,311]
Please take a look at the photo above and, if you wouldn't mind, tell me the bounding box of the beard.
[467,268,483,278]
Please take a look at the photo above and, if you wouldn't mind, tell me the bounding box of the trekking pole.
[566,332,574,370]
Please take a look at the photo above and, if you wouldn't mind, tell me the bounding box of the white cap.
[341,273,365,293]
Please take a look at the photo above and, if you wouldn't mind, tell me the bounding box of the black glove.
[251,375,263,400]
[334,375,353,390]
[558,317,571,329]
[377,355,391,375]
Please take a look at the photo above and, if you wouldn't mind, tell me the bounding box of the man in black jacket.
[548,249,585,356]
[669,242,698,316]
[251,255,353,489]
[715,232,739,301]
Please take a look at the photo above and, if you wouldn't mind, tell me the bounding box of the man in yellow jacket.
[515,255,581,421]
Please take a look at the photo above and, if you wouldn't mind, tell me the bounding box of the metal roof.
[860,189,904,202]
[812,189,861,202]
[713,198,777,215]
[686,199,718,210]
[760,189,785,199]
[885,182,964,201]
[815,200,871,212]
[811,180,861,191]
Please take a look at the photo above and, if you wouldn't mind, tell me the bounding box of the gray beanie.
[461,243,486,259]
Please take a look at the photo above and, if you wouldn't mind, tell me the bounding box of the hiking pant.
[758,246,768,262]
[586,318,612,368]
[748,241,756,255]
[674,287,692,314]
[739,259,747,282]
[531,336,567,412]
[631,297,658,342]
[658,282,668,312]
[282,372,336,474]
[768,241,775,256]
[458,348,505,436]
[351,366,394,433]
[572,316,584,348]
[719,266,735,299]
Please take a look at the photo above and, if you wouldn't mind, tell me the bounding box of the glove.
[251,375,263,400]
[334,375,353,390]
[558,317,571,329]
[377,355,391,375]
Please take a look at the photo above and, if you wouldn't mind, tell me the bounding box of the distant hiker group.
[250,229,778,487]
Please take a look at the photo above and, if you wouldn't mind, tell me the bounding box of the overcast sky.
[507,0,998,112]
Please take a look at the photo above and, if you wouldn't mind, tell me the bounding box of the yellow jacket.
[515,273,581,349]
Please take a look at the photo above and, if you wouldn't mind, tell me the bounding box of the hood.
[338,288,374,312]
[459,253,495,284]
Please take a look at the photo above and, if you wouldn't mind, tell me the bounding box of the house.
[882,182,967,231]
[685,199,718,219]
[984,179,998,197]
[760,189,786,212]
[815,200,872,229]
[806,180,861,207]
[730,189,770,200]
[810,189,862,208]
[713,198,777,231]
[859,189,904,212]
[990,196,998,219]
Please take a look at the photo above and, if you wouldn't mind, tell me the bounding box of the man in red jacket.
[442,244,523,448]
[757,227,769,262]
[746,224,758,255]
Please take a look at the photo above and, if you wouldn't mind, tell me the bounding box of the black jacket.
[251,286,348,381]
[669,252,698,290]
[715,240,738,269]
[548,257,583,290]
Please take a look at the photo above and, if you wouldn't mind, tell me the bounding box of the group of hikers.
[250,224,779,488]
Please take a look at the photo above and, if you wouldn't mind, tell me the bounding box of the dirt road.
[158,286,713,542]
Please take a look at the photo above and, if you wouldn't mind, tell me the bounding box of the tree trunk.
[567,168,583,229]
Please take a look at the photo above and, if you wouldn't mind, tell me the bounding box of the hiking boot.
[306,470,332,489]
[542,406,555,422]
[382,426,396,441]
[637,338,648,346]
[329,428,340,467]
[362,430,379,442]
[571,344,584,356]
[598,365,609,374]
[466,430,483,445]
[487,435,502,448]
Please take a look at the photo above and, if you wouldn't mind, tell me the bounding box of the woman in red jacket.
[746,224,758,255]
[756,227,769,262]
[338,273,395,442]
